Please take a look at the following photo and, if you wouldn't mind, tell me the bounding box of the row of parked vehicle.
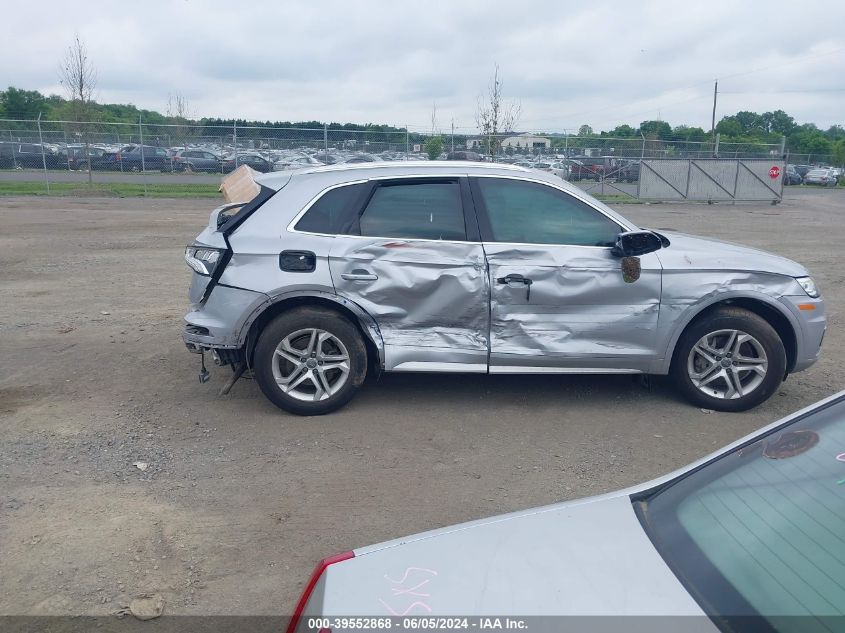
[3,140,842,188]
[0,140,419,173]
[784,163,841,186]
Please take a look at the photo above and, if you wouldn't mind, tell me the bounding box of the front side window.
[639,396,845,627]
[475,178,620,246]
[358,181,466,241]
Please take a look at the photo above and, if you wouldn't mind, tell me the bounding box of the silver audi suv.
[182,162,825,415]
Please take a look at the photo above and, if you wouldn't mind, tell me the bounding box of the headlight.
[185,245,224,276]
[795,276,820,298]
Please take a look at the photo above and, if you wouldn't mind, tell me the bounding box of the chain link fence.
[0,117,837,199]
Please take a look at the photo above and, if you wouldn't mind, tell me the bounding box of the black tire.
[671,307,786,412]
[253,307,367,415]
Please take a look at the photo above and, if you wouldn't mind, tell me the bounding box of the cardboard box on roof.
[218,165,261,203]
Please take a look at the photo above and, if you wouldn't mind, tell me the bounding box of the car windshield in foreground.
[636,395,845,631]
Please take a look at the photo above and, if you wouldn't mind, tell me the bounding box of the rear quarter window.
[294,183,367,235]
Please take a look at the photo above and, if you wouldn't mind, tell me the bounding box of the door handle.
[496,273,532,285]
[495,273,533,302]
[341,271,378,282]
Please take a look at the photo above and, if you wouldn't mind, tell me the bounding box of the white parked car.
[803,168,838,187]
[287,391,845,628]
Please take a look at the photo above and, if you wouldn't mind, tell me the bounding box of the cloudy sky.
[3,0,843,132]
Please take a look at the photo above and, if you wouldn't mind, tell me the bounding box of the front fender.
[649,272,803,374]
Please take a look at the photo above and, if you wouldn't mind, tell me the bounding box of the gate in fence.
[637,159,784,202]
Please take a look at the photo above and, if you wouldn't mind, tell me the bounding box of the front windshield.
[638,396,845,630]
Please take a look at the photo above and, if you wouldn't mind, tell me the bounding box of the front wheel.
[253,307,367,415]
[671,307,786,412]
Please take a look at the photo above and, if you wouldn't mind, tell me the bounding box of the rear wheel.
[671,307,786,412]
[253,307,367,415]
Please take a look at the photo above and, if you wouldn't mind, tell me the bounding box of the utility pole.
[451,118,454,152]
[711,80,718,142]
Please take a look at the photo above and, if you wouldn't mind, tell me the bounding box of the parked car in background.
[287,391,845,625]
[98,145,173,172]
[0,142,63,169]
[173,149,224,173]
[222,153,273,173]
[618,159,641,183]
[313,151,341,165]
[803,168,838,187]
[446,150,484,161]
[784,164,803,185]
[60,146,107,171]
[534,160,569,180]
[794,164,813,179]
[569,156,619,180]
[273,154,323,171]
[570,156,618,180]
[182,161,824,415]
[338,153,381,164]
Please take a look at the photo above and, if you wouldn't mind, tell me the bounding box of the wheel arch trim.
[652,290,801,375]
[236,288,385,368]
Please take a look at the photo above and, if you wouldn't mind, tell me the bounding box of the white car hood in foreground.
[314,494,705,617]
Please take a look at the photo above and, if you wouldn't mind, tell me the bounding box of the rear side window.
[294,183,366,234]
[358,181,466,240]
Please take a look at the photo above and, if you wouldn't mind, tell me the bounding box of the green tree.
[577,124,594,137]
[672,125,707,142]
[733,111,765,135]
[609,124,637,137]
[424,135,444,160]
[715,117,743,137]
[639,120,671,139]
[832,139,845,167]
[0,87,46,119]
[761,110,796,135]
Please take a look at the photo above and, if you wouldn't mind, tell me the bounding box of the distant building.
[501,133,550,150]
[466,137,485,150]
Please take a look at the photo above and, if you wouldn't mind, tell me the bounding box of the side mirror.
[611,230,665,258]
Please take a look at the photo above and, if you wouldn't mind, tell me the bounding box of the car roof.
[254,160,539,188]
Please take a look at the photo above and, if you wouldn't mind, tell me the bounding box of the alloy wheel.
[271,328,350,402]
[687,329,768,400]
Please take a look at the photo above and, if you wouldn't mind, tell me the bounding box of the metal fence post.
[405,127,409,160]
[324,123,328,154]
[37,113,50,194]
[139,115,148,196]
[714,133,720,158]
[233,121,238,167]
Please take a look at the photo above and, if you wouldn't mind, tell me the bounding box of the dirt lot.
[0,187,842,616]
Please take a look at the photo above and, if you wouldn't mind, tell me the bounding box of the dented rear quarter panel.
[329,237,489,371]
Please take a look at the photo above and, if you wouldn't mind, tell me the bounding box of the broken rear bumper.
[182,285,269,352]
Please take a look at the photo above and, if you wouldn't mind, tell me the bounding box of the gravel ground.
[0,187,842,616]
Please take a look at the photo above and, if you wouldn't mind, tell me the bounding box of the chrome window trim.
[285,171,637,246]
